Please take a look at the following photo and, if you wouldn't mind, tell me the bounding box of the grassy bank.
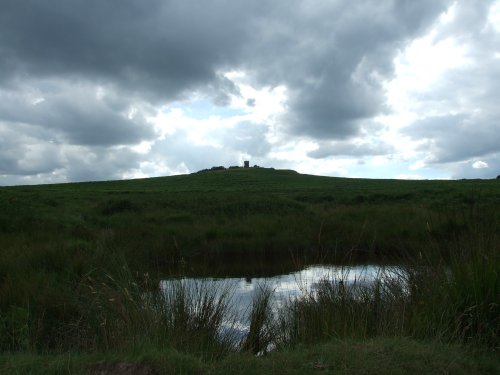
[1,169,498,372]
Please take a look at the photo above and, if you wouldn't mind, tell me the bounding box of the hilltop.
[3,167,499,208]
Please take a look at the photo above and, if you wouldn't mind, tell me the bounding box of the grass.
[0,168,499,372]
[241,284,275,355]
[157,278,237,359]
[1,338,498,374]
[277,232,498,349]
[216,338,499,375]
[1,168,498,268]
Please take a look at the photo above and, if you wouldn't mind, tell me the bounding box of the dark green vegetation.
[1,168,499,373]
[1,168,498,266]
[2,338,498,374]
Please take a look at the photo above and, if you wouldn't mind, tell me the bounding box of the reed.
[157,278,237,359]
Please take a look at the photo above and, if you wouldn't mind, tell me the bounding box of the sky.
[1,0,499,185]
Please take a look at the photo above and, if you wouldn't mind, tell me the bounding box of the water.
[160,263,403,343]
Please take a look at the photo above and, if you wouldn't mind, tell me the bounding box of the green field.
[1,168,498,374]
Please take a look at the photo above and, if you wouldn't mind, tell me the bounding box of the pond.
[160,261,404,344]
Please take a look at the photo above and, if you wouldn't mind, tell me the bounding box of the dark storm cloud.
[0,0,255,101]
[240,0,453,139]
[1,0,451,116]
[0,0,262,183]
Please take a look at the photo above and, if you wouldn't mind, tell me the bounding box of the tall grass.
[241,284,274,355]
[276,230,498,350]
[72,268,239,359]
[1,228,497,355]
[405,231,499,348]
[0,240,238,357]
[157,278,237,359]
[278,269,408,345]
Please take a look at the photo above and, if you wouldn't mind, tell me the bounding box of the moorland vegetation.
[0,168,498,374]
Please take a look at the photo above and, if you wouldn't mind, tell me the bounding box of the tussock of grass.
[241,284,274,355]
[157,278,236,358]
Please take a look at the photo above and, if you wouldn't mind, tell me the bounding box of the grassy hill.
[6,166,498,198]
[1,168,499,263]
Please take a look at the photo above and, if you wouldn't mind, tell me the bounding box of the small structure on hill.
[244,160,250,168]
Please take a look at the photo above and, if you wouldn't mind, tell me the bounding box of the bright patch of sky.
[489,0,500,32]
[472,160,489,169]
[383,3,468,123]
[179,99,245,120]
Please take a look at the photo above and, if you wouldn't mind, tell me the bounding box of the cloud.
[2,0,497,184]
[308,140,393,159]
[143,117,273,174]
[0,0,451,125]
[406,114,500,164]
[472,160,489,169]
[0,124,63,176]
[0,80,156,147]
[62,146,143,182]
[0,0,258,102]
[446,154,500,179]
[242,0,453,139]
[395,174,426,180]
[0,133,144,184]
[398,0,500,177]
[218,122,272,157]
